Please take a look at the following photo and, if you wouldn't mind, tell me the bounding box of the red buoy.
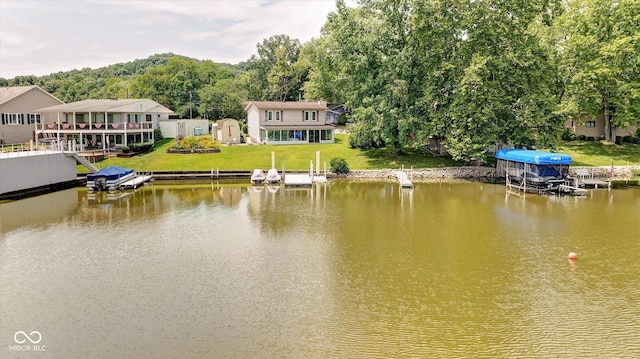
[568,252,578,260]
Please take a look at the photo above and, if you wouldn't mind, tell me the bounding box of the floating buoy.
[568,252,578,260]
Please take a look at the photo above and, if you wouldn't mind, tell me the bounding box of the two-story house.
[0,86,64,144]
[34,98,174,150]
[245,101,334,144]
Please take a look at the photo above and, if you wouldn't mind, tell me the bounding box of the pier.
[396,167,413,188]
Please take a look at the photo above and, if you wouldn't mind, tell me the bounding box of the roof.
[244,101,328,111]
[0,85,63,106]
[35,99,174,114]
[495,149,572,165]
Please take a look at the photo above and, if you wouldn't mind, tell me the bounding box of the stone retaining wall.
[343,165,640,182]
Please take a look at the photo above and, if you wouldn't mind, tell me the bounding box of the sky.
[0,0,343,79]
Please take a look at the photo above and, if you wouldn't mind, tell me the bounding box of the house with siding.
[34,98,174,150]
[0,86,64,144]
[565,113,637,142]
[245,100,334,144]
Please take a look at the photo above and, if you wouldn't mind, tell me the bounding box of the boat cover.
[495,149,572,165]
[87,166,134,181]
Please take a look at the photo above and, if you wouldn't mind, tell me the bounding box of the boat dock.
[284,174,313,187]
[574,169,610,189]
[396,168,413,188]
[119,175,153,190]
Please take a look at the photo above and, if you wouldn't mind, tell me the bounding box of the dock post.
[316,151,320,176]
[272,151,275,169]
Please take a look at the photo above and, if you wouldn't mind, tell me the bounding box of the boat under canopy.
[495,149,580,194]
[87,166,136,191]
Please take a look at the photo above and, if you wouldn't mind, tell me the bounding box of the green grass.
[78,136,640,173]
[81,134,463,173]
[556,141,640,166]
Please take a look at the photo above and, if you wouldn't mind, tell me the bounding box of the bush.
[121,146,130,153]
[129,142,153,153]
[578,135,587,141]
[154,128,164,141]
[330,157,350,174]
[561,129,576,141]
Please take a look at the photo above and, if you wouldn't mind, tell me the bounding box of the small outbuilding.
[215,118,242,144]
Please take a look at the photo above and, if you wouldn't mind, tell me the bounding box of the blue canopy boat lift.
[495,149,586,195]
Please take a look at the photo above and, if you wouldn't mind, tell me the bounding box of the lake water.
[1,181,639,358]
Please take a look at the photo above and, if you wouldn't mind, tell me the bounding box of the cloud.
[0,0,339,78]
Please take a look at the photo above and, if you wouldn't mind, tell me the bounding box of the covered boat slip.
[495,149,586,195]
[86,166,152,191]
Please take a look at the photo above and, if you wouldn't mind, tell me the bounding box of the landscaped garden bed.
[166,135,221,154]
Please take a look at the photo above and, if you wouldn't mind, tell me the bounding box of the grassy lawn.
[79,135,640,173]
[556,141,640,167]
[82,134,463,173]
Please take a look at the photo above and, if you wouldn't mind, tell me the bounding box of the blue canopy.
[495,149,572,165]
[87,166,134,181]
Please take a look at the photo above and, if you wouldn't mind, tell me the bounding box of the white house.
[245,101,334,144]
[35,98,174,150]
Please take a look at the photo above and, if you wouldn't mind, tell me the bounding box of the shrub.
[129,142,153,153]
[121,145,130,153]
[561,129,576,141]
[154,128,164,141]
[578,135,587,141]
[330,157,350,174]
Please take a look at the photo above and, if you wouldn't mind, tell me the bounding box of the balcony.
[39,122,154,132]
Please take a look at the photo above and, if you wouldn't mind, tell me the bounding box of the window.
[303,111,318,121]
[267,110,281,122]
[1,113,24,125]
[27,113,41,124]
[586,121,596,128]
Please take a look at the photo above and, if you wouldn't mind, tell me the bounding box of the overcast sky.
[0,0,344,79]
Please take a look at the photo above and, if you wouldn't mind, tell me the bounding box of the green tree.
[246,34,309,101]
[198,77,248,120]
[558,0,640,142]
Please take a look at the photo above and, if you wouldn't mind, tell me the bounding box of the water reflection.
[1,182,639,358]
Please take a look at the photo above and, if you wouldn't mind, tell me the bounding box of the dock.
[119,175,153,190]
[395,170,413,188]
[574,168,610,189]
[284,174,313,187]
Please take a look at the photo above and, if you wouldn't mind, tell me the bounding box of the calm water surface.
[1,181,639,358]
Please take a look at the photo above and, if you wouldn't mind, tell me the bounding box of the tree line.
[1,0,638,162]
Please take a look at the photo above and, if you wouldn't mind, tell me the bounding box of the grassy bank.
[79,134,640,173]
[82,134,463,172]
[557,141,640,166]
